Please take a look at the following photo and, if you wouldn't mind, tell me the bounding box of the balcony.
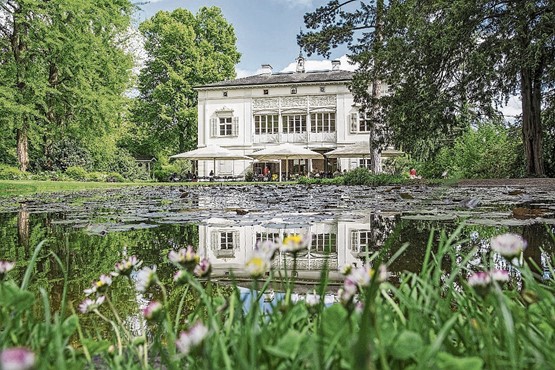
[308,132,336,144]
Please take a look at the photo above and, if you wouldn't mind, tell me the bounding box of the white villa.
[194,57,393,179]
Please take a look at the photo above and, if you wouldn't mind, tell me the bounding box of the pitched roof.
[195,70,354,89]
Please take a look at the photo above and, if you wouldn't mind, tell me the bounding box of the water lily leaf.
[390,330,423,360]
[401,214,457,221]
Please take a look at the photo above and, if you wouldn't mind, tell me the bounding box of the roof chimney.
[331,59,341,71]
[296,55,305,73]
[260,64,273,75]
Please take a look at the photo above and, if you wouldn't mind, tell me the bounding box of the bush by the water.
[2,229,552,369]
[0,164,27,180]
[342,167,409,186]
[419,122,524,179]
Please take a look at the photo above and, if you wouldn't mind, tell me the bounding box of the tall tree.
[299,0,555,177]
[132,7,240,156]
[300,0,389,173]
[0,0,135,171]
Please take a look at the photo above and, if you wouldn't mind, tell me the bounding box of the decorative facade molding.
[253,95,337,113]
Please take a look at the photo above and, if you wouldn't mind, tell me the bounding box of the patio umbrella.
[249,143,323,181]
[325,142,404,158]
[170,145,252,176]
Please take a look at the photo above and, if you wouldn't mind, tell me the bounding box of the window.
[256,232,280,243]
[254,115,279,135]
[220,232,235,250]
[359,158,372,169]
[291,87,297,94]
[311,233,337,254]
[263,89,269,95]
[212,116,238,137]
[320,86,326,93]
[219,117,232,136]
[311,112,336,133]
[350,230,372,253]
[223,91,228,97]
[282,115,307,133]
[350,111,372,133]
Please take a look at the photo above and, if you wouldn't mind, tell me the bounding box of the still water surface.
[1,184,554,312]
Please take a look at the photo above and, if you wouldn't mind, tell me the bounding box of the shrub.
[86,172,108,182]
[65,166,89,181]
[420,122,524,179]
[244,171,255,182]
[106,172,125,182]
[0,165,27,180]
[343,167,373,185]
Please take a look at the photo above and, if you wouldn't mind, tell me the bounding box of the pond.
[1,183,554,314]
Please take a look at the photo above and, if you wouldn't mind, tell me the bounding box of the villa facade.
[194,58,390,178]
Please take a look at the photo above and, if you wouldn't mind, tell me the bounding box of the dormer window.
[263,89,269,95]
[291,87,297,95]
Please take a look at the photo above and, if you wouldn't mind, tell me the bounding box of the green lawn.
[0,180,291,197]
[0,180,137,197]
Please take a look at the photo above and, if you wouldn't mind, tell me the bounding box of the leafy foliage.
[0,0,135,171]
[299,0,555,176]
[420,123,525,179]
[131,7,240,157]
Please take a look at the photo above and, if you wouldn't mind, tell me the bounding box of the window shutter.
[233,116,239,137]
[350,113,359,133]
[211,118,218,137]
[211,231,219,250]
[233,231,240,249]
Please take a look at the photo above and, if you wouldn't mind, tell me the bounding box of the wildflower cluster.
[0,347,35,370]
[168,246,212,284]
[80,256,143,314]
[338,264,389,305]
[0,260,15,280]
[244,235,310,278]
[490,233,527,259]
[176,322,209,355]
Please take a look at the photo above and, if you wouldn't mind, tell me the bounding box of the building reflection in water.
[197,212,399,283]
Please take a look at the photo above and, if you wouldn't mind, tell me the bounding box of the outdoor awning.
[325,142,404,159]
[249,143,323,181]
[170,145,252,176]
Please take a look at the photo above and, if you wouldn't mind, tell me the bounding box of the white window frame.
[311,112,336,133]
[350,111,372,133]
[254,114,279,135]
[211,116,239,137]
[282,114,307,134]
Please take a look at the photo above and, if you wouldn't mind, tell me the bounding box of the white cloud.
[500,95,521,118]
[281,55,358,72]
[235,67,260,78]
[274,0,314,8]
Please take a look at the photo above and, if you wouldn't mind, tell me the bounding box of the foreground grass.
[1,228,554,369]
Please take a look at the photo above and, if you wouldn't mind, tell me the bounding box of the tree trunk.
[17,122,29,172]
[521,67,544,177]
[369,0,384,174]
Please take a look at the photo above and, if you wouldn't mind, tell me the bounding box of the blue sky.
[138,0,350,76]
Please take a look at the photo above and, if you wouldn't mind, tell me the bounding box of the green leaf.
[81,338,111,355]
[0,281,35,312]
[61,314,79,337]
[390,330,423,360]
[321,304,348,338]
[263,329,305,360]
[436,352,484,370]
